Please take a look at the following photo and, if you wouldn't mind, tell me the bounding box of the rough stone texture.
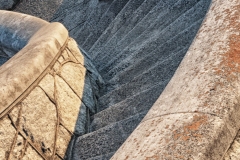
[88,0,160,55]
[72,112,147,160]
[81,0,145,51]
[14,0,63,21]
[69,0,112,46]
[38,74,55,100]
[0,117,16,160]
[19,87,56,158]
[103,0,209,83]
[0,21,68,119]
[0,40,97,159]
[112,0,240,159]
[3,0,239,159]
[22,146,43,160]
[87,152,115,160]
[113,113,231,159]
[224,130,240,160]
[67,38,104,87]
[13,0,213,158]
[56,126,72,158]
[96,42,193,112]
[0,11,102,159]
[90,83,165,131]
[70,0,131,47]
[92,0,196,70]
[55,75,82,134]
[60,63,87,107]
[53,0,98,31]
[0,0,15,10]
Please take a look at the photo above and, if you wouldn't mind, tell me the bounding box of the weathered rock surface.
[224,130,240,160]
[13,0,63,21]
[0,0,15,10]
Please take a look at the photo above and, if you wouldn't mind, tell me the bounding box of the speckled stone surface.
[224,130,240,160]
[0,0,15,10]
[0,11,102,159]
[112,0,240,159]
[13,0,63,21]
[0,0,239,159]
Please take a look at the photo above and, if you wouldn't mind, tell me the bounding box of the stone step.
[91,82,164,131]
[107,47,188,94]
[72,111,147,160]
[83,0,145,52]
[94,0,200,72]
[96,0,202,74]
[88,0,160,57]
[71,0,113,46]
[76,0,130,50]
[106,23,206,85]
[86,152,114,160]
[101,0,209,82]
[52,0,99,32]
[106,46,188,94]
[97,45,189,111]
[50,0,89,22]
[92,0,177,61]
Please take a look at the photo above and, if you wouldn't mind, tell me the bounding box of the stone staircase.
[13,0,212,159]
[66,0,211,159]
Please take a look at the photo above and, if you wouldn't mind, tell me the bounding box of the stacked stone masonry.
[0,12,102,159]
[0,37,100,160]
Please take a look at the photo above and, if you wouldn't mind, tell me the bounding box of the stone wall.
[0,11,102,159]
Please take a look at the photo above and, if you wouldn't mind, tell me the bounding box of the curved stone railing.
[0,11,47,65]
[0,11,100,159]
[112,0,240,159]
[0,11,65,118]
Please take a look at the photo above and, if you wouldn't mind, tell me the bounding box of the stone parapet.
[0,10,47,53]
[0,11,100,159]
